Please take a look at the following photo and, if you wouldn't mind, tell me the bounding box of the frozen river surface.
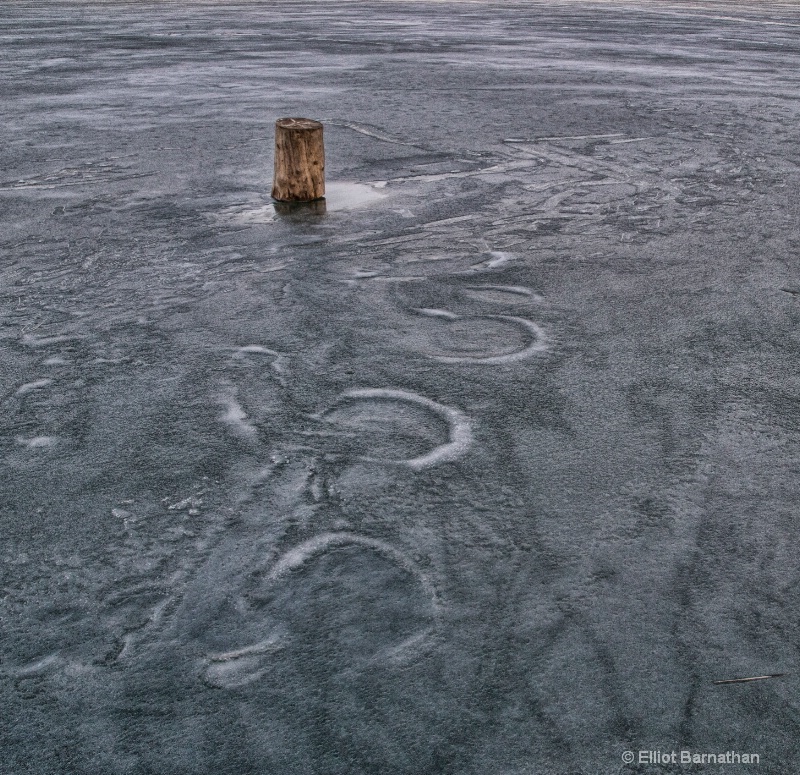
[3,1,800,772]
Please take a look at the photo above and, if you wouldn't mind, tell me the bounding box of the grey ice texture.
[2,1,800,773]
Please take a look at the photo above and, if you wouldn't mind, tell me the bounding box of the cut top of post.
[276,117,323,131]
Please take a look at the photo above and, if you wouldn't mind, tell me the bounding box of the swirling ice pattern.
[202,532,439,688]
[320,387,473,469]
[413,309,547,364]
[270,532,441,662]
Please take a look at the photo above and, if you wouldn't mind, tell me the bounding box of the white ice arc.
[322,387,473,470]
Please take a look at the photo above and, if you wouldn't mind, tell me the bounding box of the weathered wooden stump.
[271,117,325,202]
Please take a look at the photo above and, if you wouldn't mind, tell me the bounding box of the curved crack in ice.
[465,285,542,302]
[415,308,459,320]
[465,284,540,299]
[15,378,54,396]
[207,634,284,664]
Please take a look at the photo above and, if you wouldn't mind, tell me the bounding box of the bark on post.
[271,118,325,202]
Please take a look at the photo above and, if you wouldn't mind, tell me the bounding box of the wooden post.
[271,118,325,202]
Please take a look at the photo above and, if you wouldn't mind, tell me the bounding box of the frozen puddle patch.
[324,181,387,211]
[211,182,386,225]
[318,387,472,469]
[213,203,277,226]
[412,310,547,364]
